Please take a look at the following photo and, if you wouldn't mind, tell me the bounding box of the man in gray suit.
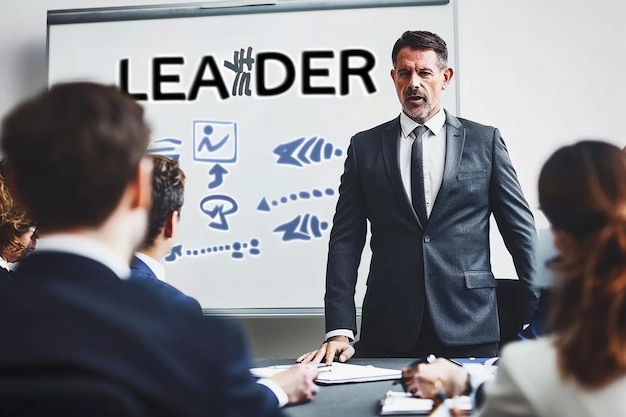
[298,30,538,362]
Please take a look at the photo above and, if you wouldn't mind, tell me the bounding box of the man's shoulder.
[353,117,398,139]
[129,258,156,280]
[454,115,497,134]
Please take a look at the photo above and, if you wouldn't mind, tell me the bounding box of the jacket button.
[424,235,431,243]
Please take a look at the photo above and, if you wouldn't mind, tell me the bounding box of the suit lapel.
[380,116,424,229]
[429,112,465,221]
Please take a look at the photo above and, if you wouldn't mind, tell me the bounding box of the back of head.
[143,154,185,249]
[391,30,448,68]
[0,82,150,231]
[538,140,626,388]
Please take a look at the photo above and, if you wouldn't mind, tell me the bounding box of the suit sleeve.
[324,138,368,335]
[489,129,539,321]
[210,317,285,417]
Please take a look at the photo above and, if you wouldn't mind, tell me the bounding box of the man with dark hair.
[130,154,199,311]
[299,30,538,362]
[0,82,318,416]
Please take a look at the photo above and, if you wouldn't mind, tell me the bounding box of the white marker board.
[47,0,457,315]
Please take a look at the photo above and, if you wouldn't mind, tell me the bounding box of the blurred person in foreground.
[401,140,626,417]
[0,82,318,416]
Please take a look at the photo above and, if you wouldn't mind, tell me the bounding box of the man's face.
[391,47,453,124]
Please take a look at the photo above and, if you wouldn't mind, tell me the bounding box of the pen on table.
[270,363,332,371]
[309,363,333,372]
[430,380,454,416]
[293,363,332,372]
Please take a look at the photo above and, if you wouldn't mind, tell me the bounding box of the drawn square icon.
[193,120,238,163]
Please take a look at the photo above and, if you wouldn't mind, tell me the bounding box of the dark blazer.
[129,255,202,313]
[0,266,11,280]
[0,252,284,417]
[325,112,538,352]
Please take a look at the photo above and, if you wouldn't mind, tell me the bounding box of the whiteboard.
[47,0,457,315]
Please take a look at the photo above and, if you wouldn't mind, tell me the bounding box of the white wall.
[1,0,625,357]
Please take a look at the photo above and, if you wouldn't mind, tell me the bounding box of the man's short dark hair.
[143,154,185,249]
[0,82,150,230]
[391,30,448,68]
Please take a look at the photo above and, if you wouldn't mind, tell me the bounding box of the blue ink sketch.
[164,244,183,262]
[273,214,329,241]
[194,120,237,163]
[273,136,343,167]
[257,188,334,213]
[164,238,261,262]
[148,138,183,161]
[208,164,229,189]
[200,194,238,231]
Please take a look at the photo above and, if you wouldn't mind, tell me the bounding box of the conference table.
[252,357,416,417]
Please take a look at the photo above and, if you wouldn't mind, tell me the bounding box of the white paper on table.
[250,362,401,384]
[380,391,472,415]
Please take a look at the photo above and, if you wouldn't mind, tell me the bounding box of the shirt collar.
[400,108,446,138]
[35,234,132,279]
[0,257,11,272]
[135,252,167,282]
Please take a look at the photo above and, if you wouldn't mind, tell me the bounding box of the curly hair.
[142,154,185,249]
[0,162,32,257]
[539,140,626,388]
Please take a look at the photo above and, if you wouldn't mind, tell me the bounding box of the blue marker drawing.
[198,125,229,152]
[164,244,183,262]
[200,194,238,231]
[272,214,329,241]
[273,136,343,167]
[163,238,261,262]
[257,188,335,212]
[147,138,183,161]
[208,164,229,189]
[193,120,237,163]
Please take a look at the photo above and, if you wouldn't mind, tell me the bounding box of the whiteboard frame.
[46,0,456,318]
[47,1,449,25]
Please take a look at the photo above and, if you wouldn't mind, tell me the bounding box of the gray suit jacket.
[324,111,538,351]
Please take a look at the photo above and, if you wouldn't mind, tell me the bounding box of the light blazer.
[325,111,538,351]
[129,255,202,313]
[0,252,284,417]
[477,338,626,417]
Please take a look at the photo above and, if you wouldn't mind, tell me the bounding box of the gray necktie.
[411,125,429,226]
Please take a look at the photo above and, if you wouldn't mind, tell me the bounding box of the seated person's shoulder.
[124,276,202,315]
[500,337,553,361]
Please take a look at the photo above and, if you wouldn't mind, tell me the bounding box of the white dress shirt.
[0,257,11,272]
[399,109,447,217]
[326,109,447,342]
[135,252,167,282]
